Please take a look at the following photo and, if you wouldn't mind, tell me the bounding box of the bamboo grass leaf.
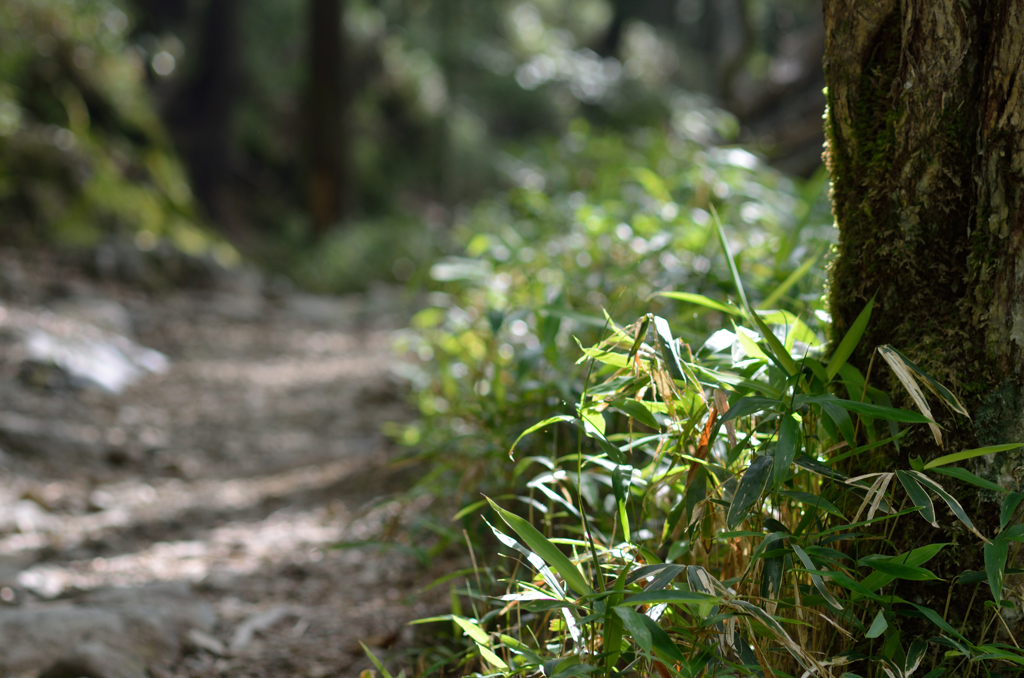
[749,310,799,376]
[719,396,782,424]
[816,398,857,445]
[774,414,800,488]
[826,297,874,380]
[509,415,577,459]
[485,518,565,596]
[924,443,1024,470]
[877,346,945,446]
[857,543,949,594]
[610,398,661,430]
[931,466,1007,493]
[712,205,749,310]
[619,590,719,608]
[878,344,970,418]
[792,543,844,611]
[908,471,989,542]
[858,554,941,581]
[759,253,820,310]
[985,539,1008,604]
[795,394,931,424]
[360,642,395,678]
[640,614,689,664]
[613,606,651,653]
[779,490,845,519]
[793,455,849,481]
[896,470,937,527]
[727,455,774,529]
[654,291,742,316]
[866,610,888,639]
[652,315,687,381]
[486,498,593,596]
[1001,492,1024,531]
[760,551,785,616]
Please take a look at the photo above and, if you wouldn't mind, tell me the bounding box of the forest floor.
[0,247,453,677]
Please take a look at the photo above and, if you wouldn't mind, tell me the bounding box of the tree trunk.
[306,0,351,238]
[166,0,241,232]
[824,0,1024,641]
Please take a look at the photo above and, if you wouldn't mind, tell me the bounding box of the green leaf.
[795,394,931,424]
[727,455,774,529]
[452,616,490,645]
[749,310,799,376]
[905,638,928,675]
[610,399,661,430]
[360,643,397,678]
[735,326,769,362]
[759,254,820,311]
[924,443,1024,470]
[858,554,941,581]
[1001,492,1024,531]
[866,610,888,639]
[613,606,651,653]
[619,590,719,608]
[719,396,782,424]
[779,490,845,519]
[985,539,1009,604]
[641,614,689,664]
[896,470,937,527]
[792,543,843,612]
[486,497,592,596]
[857,543,949,595]
[793,455,849,481]
[499,634,543,665]
[908,471,988,542]
[906,601,969,642]
[509,415,577,458]
[761,551,785,611]
[817,398,857,445]
[827,297,874,380]
[712,207,749,310]
[931,466,1007,493]
[654,292,741,316]
[652,316,687,382]
[580,406,606,437]
[775,414,800,488]
[612,466,631,543]
[579,346,632,369]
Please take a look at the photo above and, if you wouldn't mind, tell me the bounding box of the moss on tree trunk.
[824,0,1024,647]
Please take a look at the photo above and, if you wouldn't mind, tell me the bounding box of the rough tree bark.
[306,0,351,238]
[824,0,1024,640]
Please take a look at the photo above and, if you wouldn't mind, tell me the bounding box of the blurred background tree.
[0,0,828,290]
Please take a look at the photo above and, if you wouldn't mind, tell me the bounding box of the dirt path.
[0,249,447,677]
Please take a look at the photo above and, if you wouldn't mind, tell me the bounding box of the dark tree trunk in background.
[824,0,1024,640]
[306,0,351,238]
[166,0,241,231]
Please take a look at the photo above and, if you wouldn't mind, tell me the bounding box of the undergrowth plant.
[391,117,833,513]
[407,221,1024,677]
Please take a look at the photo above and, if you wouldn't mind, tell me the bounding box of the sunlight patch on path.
[0,457,375,556]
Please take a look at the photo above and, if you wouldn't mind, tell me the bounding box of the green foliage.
[0,0,233,262]
[386,111,1024,676]
[393,115,832,502]
[418,304,1024,677]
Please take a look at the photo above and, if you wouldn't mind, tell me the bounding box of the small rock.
[186,628,226,656]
